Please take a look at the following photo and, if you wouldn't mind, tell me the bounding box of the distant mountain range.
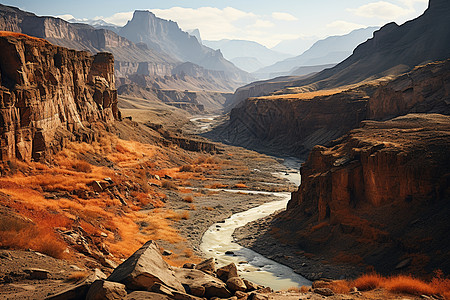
[254,27,379,79]
[224,0,450,109]
[271,36,318,56]
[203,39,292,73]
[0,4,253,91]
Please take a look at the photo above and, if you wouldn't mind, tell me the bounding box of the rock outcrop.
[369,59,450,119]
[210,59,450,159]
[277,114,450,274]
[0,32,119,161]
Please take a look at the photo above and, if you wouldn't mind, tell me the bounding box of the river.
[199,158,311,291]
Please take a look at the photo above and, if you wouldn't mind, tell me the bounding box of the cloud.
[56,14,75,21]
[103,12,134,26]
[272,12,298,21]
[326,20,365,35]
[248,20,275,29]
[348,1,412,20]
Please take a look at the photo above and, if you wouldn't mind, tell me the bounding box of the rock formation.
[210,59,450,159]
[47,240,269,300]
[0,32,119,161]
[225,0,450,110]
[277,114,450,274]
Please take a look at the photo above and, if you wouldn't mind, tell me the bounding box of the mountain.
[230,57,265,73]
[271,36,318,56]
[203,39,291,72]
[118,11,253,84]
[0,4,177,77]
[188,29,202,44]
[254,27,379,79]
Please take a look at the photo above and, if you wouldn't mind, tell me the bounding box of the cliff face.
[369,60,450,119]
[278,114,450,274]
[211,59,450,159]
[0,32,119,161]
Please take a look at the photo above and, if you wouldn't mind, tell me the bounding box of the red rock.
[0,33,119,162]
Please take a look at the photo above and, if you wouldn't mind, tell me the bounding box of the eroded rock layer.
[0,32,119,161]
[278,114,450,274]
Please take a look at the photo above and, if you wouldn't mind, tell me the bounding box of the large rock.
[0,32,119,162]
[194,258,216,275]
[217,263,238,282]
[86,280,127,300]
[46,269,106,300]
[107,240,184,291]
[126,291,171,300]
[226,277,247,292]
[174,267,232,298]
[278,114,450,275]
[150,282,203,300]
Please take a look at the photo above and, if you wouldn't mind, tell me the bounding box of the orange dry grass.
[351,272,450,297]
[234,183,248,189]
[0,31,49,44]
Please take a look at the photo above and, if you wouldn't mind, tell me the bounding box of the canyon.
[0,32,119,162]
[0,0,449,299]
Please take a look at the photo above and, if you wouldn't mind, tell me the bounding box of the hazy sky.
[2,0,428,47]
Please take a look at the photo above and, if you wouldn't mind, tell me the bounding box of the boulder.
[182,263,195,269]
[107,240,183,291]
[243,279,259,292]
[126,291,171,300]
[217,263,238,282]
[150,282,203,300]
[313,288,335,296]
[174,267,232,298]
[195,258,216,275]
[235,291,248,299]
[226,277,247,292]
[46,269,106,300]
[248,293,268,300]
[86,280,127,300]
[24,268,50,280]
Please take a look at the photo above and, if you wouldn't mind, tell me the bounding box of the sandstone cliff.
[277,114,450,275]
[211,59,450,159]
[369,60,450,119]
[0,32,119,161]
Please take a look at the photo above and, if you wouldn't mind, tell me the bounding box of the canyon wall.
[211,59,450,159]
[277,114,450,274]
[0,32,119,161]
[369,60,450,119]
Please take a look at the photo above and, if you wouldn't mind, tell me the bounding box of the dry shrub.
[300,286,310,293]
[184,196,194,203]
[234,183,248,189]
[352,273,383,291]
[351,272,450,297]
[72,160,92,173]
[180,180,192,187]
[202,206,214,211]
[384,275,436,295]
[189,204,196,210]
[179,165,193,172]
[161,180,177,190]
[180,211,190,220]
[328,280,351,293]
[205,183,228,189]
[66,271,89,282]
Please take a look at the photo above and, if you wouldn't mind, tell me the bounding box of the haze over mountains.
[203,39,291,73]
[254,27,379,79]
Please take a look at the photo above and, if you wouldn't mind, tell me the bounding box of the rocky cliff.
[369,60,450,119]
[275,114,450,275]
[0,32,119,161]
[211,59,450,159]
[0,4,177,78]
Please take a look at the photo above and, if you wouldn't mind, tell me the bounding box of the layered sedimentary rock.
[278,114,450,274]
[369,59,450,119]
[211,59,450,158]
[0,32,119,161]
[208,88,370,157]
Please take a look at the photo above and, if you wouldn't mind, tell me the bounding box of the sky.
[2,0,429,48]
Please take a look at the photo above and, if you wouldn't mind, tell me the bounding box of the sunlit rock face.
[0,32,119,161]
[278,113,450,275]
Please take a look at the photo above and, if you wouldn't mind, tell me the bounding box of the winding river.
[199,160,311,291]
